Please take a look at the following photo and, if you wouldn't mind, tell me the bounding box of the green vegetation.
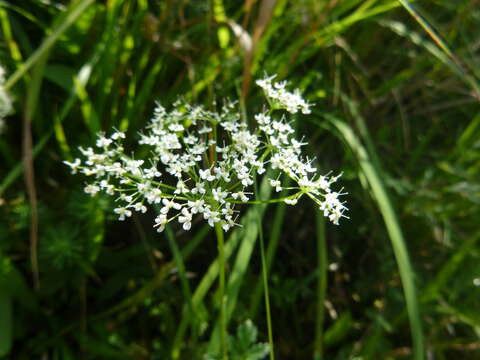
[1,0,479,359]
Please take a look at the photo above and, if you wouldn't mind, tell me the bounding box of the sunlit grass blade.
[4,0,95,91]
[326,115,424,360]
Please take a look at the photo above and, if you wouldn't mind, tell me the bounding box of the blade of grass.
[4,0,95,91]
[164,226,197,344]
[326,115,424,360]
[254,177,274,360]
[0,7,23,66]
[0,61,93,197]
[248,188,288,316]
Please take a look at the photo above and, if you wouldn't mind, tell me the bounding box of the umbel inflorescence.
[65,75,347,232]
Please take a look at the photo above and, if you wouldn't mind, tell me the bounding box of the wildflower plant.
[65,75,347,232]
[65,74,347,359]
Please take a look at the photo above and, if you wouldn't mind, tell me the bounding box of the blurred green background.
[1,0,480,359]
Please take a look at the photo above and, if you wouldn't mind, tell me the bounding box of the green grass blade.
[164,226,196,339]
[4,0,95,91]
[248,191,287,316]
[326,116,424,360]
[0,61,93,197]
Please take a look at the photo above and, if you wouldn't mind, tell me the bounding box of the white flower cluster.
[0,65,12,134]
[65,76,347,232]
[256,74,311,115]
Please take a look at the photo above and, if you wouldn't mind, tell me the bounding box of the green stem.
[258,212,275,360]
[254,180,275,360]
[214,222,228,360]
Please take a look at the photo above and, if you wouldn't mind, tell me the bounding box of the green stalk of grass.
[248,191,287,316]
[326,115,424,360]
[254,178,274,360]
[164,226,198,343]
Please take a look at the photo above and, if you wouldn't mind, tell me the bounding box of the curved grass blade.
[4,0,95,91]
[326,115,424,360]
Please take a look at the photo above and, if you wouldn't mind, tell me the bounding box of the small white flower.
[191,182,206,195]
[114,207,132,221]
[198,125,212,134]
[284,198,298,205]
[184,134,198,144]
[231,191,249,202]
[269,179,282,192]
[204,207,220,227]
[174,179,189,194]
[64,159,81,174]
[188,199,205,214]
[145,188,163,204]
[178,208,192,230]
[111,131,125,140]
[119,194,133,203]
[199,168,215,182]
[154,214,168,232]
[137,181,151,194]
[212,187,228,203]
[255,113,271,125]
[161,198,181,214]
[96,135,112,148]
[168,123,184,132]
[132,202,147,213]
[144,166,162,179]
[84,184,100,196]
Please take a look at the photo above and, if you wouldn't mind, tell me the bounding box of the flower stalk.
[214,222,228,360]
